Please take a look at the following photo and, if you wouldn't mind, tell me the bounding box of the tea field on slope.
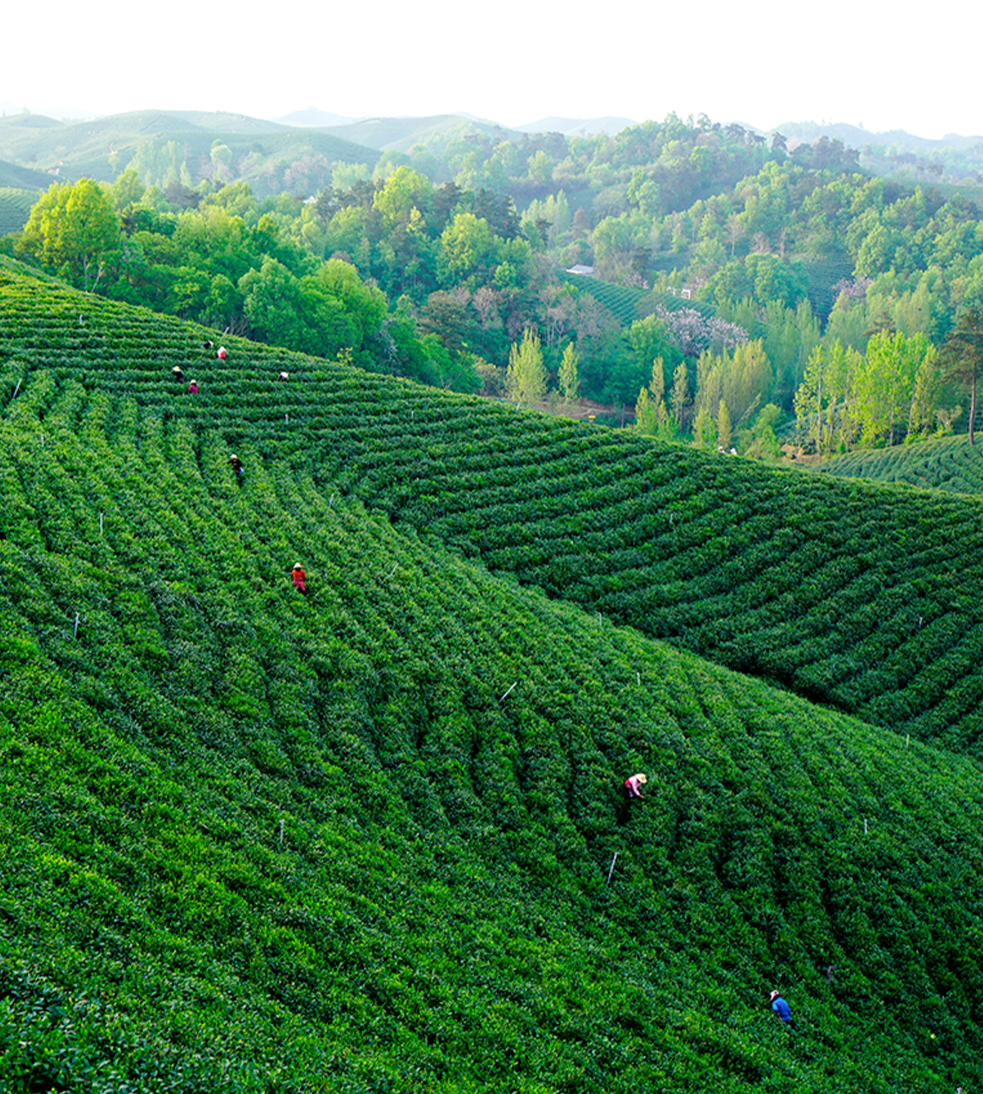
[5,266,983,761]
[2,354,983,1092]
[818,433,983,496]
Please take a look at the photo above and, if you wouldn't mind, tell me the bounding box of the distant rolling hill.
[0,110,379,190]
[0,157,54,190]
[513,115,636,136]
[317,113,512,152]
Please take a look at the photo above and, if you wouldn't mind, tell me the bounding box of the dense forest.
[3,109,983,454]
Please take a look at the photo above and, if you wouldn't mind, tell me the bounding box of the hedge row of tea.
[818,434,983,496]
[4,266,983,1090]
[0,189,35,237]
[6,265,983,759]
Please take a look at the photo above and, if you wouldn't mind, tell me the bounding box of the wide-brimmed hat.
[769,990,779,1001]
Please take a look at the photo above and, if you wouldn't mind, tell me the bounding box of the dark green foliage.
[4,267,983,1091]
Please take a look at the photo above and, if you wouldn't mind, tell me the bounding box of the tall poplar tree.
[941,308,983,446]
[506,329,548,405]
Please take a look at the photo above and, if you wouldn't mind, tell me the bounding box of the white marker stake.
[499,681,518,702]
[607,852,619,885]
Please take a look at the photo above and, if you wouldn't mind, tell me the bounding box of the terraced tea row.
[819,434,983,496]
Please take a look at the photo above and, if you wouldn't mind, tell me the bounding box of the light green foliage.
[741,402,782,461]
[691,402,715,448]
[635,358,673,439]
[940,306,983,444]
[794,340,860,455]
[18,178,121,291]
[506,327,547,404]
[557,341,580,400]
[796,333,940,453]
[110,167,145,212]
[693,339,773,433]
[438,212,499,287]
[716,399,732,449]
[372,165,433,229]
[854,330,935,446]
[670,359,689,430]
[239,256,308,348]
[592,214,637,280]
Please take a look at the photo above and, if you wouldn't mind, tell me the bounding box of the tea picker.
[769,990,792,1024]
[623,772,647,799]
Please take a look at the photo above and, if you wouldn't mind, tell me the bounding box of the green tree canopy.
[18,178,121,292]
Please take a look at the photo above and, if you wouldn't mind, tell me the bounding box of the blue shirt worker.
[769,990,792,1022]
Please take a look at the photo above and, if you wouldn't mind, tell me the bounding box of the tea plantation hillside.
[6,263,983,756]
[4,268,983,1091]
[4,289,983,1093]
[818,434,983,496]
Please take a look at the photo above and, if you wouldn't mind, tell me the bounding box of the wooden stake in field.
[606,852,619,885]
[499,680,518,702]
[73,612,80,638]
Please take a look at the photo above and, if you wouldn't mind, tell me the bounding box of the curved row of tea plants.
[0,188,35,236]
[817,433,983,496]
[3,359,983,1092]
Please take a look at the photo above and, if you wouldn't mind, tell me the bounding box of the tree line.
[6,111,983,454]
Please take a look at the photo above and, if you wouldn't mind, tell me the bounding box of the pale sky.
[4,1,981,139]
